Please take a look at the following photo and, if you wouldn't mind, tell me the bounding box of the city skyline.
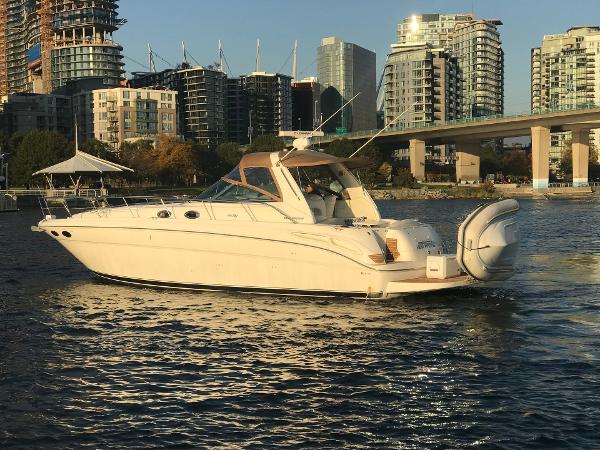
[118,0,600,115]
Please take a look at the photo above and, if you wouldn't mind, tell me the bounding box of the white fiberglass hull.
[37,216,473,299]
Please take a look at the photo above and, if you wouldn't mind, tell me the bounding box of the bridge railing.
[315,102,600,142]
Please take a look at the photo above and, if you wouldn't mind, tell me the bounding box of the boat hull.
[38,220,472,299]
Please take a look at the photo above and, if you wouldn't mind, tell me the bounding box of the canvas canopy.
[239,150,372,172]
[32,151,134,175]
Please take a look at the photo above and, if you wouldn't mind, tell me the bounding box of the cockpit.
[197,150,379,223]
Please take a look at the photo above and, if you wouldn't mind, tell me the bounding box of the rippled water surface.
[1,199,600,448]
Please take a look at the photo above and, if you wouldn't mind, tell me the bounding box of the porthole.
[184,210,200,219]
[51,231,59,237]
[157,210,171,218]
[62,231,72,238]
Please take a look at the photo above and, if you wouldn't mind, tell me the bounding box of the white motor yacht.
[33,145,520,299]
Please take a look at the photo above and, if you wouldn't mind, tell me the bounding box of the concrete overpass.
[315,104,600,188]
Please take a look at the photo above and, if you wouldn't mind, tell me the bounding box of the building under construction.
[0,0,124,96]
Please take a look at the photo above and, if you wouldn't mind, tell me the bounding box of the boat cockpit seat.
[305,193,327,222]
[323,194,337,219]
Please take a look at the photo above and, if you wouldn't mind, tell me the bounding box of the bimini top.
[239,150,372,172]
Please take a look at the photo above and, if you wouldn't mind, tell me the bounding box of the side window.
[218,185,271,201]
[243,167,279,198]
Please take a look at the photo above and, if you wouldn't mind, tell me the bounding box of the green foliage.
[248,135,285,153]
[325,138,356,158]
[479,146,501,176]
[323,139,384,188]
[378,162,393,182]
[119,140,157,183]
[482,180,496,193]
[81,139,118,162]
[216,142,242,171]
[194,144,222,183]
[10,131,72,186]
[0,132,10,153]
[392,169,417,188]
[559,144,600,180]
[501,152,530,177]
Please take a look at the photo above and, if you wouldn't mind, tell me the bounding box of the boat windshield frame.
[198,165,283,203]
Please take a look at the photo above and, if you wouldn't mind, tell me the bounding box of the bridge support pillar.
[456,142,480,183]
[531,126,550,189]
[409,139,425,181]
[571,127,589,187]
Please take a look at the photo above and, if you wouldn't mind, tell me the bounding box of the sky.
[117,0,600,115]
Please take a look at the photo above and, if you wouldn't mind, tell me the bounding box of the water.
[1,200,599,448]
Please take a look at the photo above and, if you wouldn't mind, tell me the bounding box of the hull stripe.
[94,272,381,299]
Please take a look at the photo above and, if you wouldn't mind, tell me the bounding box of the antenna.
[148,43,156,73]
[182,41,188,65]
[218,40,224,73]
[256,38,261,72]
[74,112,79,153]
[349,102,418,158]
[292,40,298,80]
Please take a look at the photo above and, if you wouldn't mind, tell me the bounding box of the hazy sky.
[118,0,600,114]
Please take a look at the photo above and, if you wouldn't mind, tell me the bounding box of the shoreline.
[368,185,599,200]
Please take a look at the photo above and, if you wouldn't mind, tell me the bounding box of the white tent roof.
[33,151,134,175]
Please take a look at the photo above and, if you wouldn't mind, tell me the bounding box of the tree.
[324,138,355,158]
[216,142,242,171]
[80,139,118,162]
[501,152,530,177]
[10,131,72,186]
[559,142,600,180]
[120,139,159,184]
[479,146,501,176]
[324,139,384,188]
[248,134,285,153]
[194,144,222,184]
[155,135,195,185]
[393,169,417,188]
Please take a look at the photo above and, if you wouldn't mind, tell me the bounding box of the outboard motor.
[456,199,520,281]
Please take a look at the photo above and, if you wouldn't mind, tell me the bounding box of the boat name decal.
[417,240,437,250]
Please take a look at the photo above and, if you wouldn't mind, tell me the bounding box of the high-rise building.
[531,26,600,168]
[317,37,376,133]
[383,44,462,128]
[226,77,248,144]
[0,92,72,136]
[451,19,504,117]
[292,77,320,131]
[131,69,293,146]
[131,65,228,148]
[0,0,124,95]
[177,66,227,147]
[396,14,504,118]
[243,71,292,139]
[383,44,462,162]
[396,13,474,49]
[73,86,177,148]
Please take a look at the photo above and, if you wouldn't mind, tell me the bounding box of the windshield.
[289,164,348,197]
[197,165,281,202]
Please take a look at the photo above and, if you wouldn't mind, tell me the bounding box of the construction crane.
[40,0,53,94]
